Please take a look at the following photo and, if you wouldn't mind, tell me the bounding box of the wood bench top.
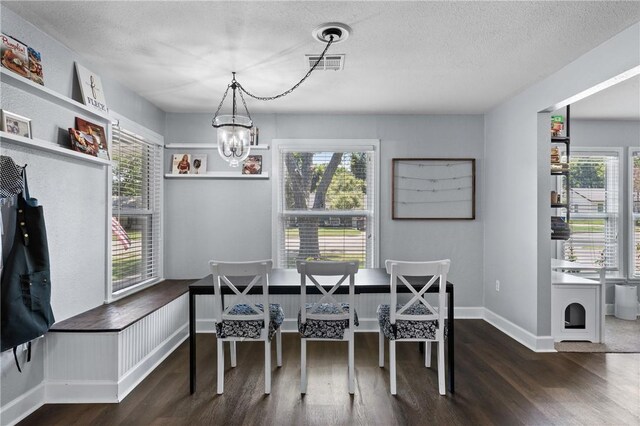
[50,279,195,333]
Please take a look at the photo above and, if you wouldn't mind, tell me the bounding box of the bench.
[46,279,194,403]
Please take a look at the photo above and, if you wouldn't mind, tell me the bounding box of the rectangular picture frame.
[1,110,32,138]
[242,154,262,175]
[172,153,191,174]
[392,158,476,220]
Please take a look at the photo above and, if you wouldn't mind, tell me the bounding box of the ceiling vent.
[306,54,345,71]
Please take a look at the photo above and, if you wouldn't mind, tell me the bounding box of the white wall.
[484,22,640,339]
[163,113,485,308]
[0,5,165,418]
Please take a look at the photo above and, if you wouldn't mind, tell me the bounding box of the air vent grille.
[306,54,345,71]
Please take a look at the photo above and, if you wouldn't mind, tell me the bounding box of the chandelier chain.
[237,36,334,101]
[238,88,253,122]
[211,84,231,126]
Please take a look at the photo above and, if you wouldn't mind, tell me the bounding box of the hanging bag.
[1,167,55,370]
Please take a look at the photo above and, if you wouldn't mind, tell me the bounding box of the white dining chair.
[377,259,450,395]
[209,260,284,394]
[296,260,359,394]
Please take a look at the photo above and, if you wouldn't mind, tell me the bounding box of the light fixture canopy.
[212,23,349,166]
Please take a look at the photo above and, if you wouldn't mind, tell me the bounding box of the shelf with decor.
[164,171,268,179]
[165,143,268,179]
[550,105,571,241]
[164,143,269,150]
[0,131,111,166]
[0,68,110,122]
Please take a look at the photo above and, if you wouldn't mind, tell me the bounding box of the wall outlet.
[495,280,500,291]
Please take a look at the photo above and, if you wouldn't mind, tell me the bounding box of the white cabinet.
[551,259,605,343]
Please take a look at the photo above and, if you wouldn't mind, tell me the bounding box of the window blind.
[563,151,619,271]
[278,149,375,268]
[632,150,640,277]
[111,124,162,293]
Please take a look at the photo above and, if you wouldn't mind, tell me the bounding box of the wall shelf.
[0,131,112,166]
[1,68,111,122]
[164,171,268,179]
[164,143,269,150]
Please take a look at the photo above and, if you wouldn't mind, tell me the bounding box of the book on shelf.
[69,128,100,157]
[75,117,109,160]
[1,33,29,80]
[551,115,564,137]
[27,46,44,85]
[242,155,262,175]
[172,153,191,174]
[190,154,207,175]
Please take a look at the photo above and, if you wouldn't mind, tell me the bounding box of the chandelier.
[212,23,350,166]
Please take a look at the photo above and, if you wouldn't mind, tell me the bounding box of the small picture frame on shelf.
[75,117,109,160]
[1,110,32,138]
[190,154,207,175]
[172,153,191,174]
[242,155,262,175]
[75,62,108,113]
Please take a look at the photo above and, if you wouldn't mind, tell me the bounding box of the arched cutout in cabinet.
[564,303,586,329]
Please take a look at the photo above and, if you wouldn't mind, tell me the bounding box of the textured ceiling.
[4,1,640,117]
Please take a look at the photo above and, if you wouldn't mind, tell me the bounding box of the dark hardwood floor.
[20,320,640,425]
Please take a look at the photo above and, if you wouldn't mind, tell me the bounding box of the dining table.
[188,268,455,394]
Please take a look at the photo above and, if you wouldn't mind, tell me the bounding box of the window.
[563,150,621,273]
[111,121,163,294]
[631,149,640,278]
[275,142,378,268]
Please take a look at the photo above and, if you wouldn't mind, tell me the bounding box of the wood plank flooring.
[20,320,640,425]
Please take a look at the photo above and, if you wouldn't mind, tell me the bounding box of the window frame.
[107,111,164,302]
[563,147,624,278]
[271,139,380,269]
[629,147,640,280]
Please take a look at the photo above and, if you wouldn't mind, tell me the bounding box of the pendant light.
[212,23,351,166]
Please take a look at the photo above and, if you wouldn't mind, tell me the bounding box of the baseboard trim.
[483,308,556,352]
[195,318,216,333]
[606,302,640,317]
[0,383,44,426]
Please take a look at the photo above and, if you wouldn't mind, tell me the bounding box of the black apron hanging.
[1,167,55,370]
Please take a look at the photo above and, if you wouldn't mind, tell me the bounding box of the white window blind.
[563,150,620,271]
[111,124,162,293]
[277,148,376,268]
[632,150,640,277]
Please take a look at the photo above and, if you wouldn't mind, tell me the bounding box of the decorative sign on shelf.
[392,158,476,220]
[75,62,108,113]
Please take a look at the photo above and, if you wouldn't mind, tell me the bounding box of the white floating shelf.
[164,171,269,179]
[0,131,112,166]
[164,143,269,150]
[1,68,111,122]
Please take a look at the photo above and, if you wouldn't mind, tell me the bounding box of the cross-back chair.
[209,260,284,394]
[377,259,450,395]
[296,260,359,394]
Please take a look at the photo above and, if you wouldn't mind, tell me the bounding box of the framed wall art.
[392,158,476,220]
[1,110,32,138]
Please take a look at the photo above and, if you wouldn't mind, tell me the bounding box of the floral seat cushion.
[377,304,446,341]
[298,303,359,339]
[216,303,285,340]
